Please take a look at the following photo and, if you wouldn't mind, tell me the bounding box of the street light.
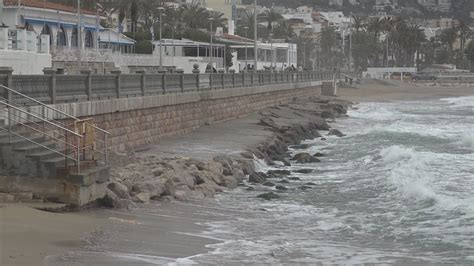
[209,18,214,69]
[253,0,257,72]
[269,33,273,68]
[244,26,249,71]
[158,7,165,69]
[77,0,82,70]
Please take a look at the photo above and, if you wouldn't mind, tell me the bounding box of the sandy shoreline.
[1,80,473,265]
[337,79,474,102]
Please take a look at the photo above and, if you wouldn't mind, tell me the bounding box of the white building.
[318,11,351,30]
[328,0,343,7]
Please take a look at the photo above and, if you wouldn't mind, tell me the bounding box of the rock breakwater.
[102,96,351,208]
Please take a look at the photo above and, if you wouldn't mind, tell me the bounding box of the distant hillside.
[242,0,473,23]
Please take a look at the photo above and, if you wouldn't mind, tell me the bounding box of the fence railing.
[0,84,110,174]
[0,70,342,105]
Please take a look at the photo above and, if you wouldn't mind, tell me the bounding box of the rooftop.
[4,0,97,16]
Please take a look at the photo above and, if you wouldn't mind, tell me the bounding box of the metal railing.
[0,84,110,174]
[0,70,339,105]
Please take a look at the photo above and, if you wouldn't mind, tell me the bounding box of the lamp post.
[269,33,273,68]
[77,0,82,70]
[253,0,257,72]
[244,26,249,71]
[349,15,352,72]
[0,0,4,26]
[209,18,214,69]
[158,7,164,69]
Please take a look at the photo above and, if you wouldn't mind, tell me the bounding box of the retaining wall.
[49,81,323,152]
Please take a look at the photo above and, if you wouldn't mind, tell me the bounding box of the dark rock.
[320,138,327,141]
[262,181,275,187]
[107,182,130,199]
[267,170,291,178]
[305,182,317,186]
[313,152,325,157]
[246,186,255,191]
[289,177,301,181]
[248,172,268,184]
[240,151,254,159]
[299,185,312,190]
[257,117,279,129]
[291,153,321,164]
[290,144,310,150]
[321,110,335,119]
[274,157,291,166]
[294,169,313,174]
[278,179,290,184]
[275,185,288,191]
[257,192,280,200]
[328,129,346,137]
[214,156,234,176]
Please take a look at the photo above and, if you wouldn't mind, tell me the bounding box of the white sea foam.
[440,95,474,108]
[458,132,474,148]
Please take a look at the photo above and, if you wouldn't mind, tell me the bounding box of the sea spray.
[194,96,474,264]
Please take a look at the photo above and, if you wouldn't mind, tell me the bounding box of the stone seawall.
[49,82,323,152]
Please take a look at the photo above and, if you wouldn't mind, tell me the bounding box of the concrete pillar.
[0,27,8,50]
[177,69,184,92]
[158,69,166,94]
[0,67,13,102]
[136,70,146,96]
[43,68,57,104]
[111,69,122,98]
[80,69,93,101]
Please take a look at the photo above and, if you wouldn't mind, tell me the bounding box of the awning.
[25,18,99,31]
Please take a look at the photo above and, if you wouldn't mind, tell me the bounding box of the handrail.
[0,100,82,138]
[0,84,110,135]
[1,84,77,121]
[0,127,78,162]
[2,110,79,150]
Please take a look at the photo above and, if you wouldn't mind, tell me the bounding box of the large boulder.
[248,172,268,184]
[107,181,130,199]
[290,144,311,150]
[291,153,321,164]
[328,129,346,137]
[132,179,166,198]
[257,192,280,200]
[257,117,279,129]
[133,192,151,204]
[294,168,313,174]
[267,169,291,178]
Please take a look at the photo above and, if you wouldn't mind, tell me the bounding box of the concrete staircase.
[0,85,110,205]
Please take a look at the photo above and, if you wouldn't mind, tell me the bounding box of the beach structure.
[0,0,137,74]
[215,33,297,73]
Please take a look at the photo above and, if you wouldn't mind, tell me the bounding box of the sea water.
[191,96,474,264]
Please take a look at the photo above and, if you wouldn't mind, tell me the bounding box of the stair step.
[0,136,46,147]
[41,156,69,167]
[27,149,64,160]
[14,141,57,153]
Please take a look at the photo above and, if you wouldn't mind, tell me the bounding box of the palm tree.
[208,11,227,31]
[260,9,283,32]
[272,20,293,40]
[181,3,209,29]
[351,16,366,32]
[440,27,458,64]
[236,10,255,38]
